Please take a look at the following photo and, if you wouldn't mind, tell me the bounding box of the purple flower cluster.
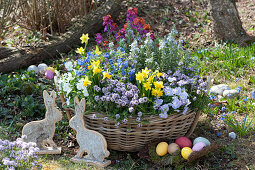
[126,7,137,23]
[96,79,147,108]
[0,136,41,169]
[153,69,208,117]
[95,33,104,45]
[103,15,118,33]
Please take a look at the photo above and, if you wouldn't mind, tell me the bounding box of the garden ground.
[1,0,255,169]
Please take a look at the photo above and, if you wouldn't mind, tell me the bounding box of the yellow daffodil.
[83,77,92,87]
[95,46,102,56]
[156,89,163,97]
[141,67,151,78]
[136,72,144,83]
[143,81,152,91]
[147,76,154,83]
[154,81,164,89]
[76,47,84,55]
[91,60,100,67]
[103,72,111,79]
[88,65,92,69]
[152,88,157,96]
[80,33,89,44]
[157,72,163,78]
[152,88,163,97]
[93,66,101,75]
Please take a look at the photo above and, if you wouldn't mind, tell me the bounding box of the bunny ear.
[50,90,56,99]
[74,96,80,105]
[43,90,50,99]
[79,98,86,114]
[74,96,81,116]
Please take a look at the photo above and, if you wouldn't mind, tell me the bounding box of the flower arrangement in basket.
[55,8,210,152]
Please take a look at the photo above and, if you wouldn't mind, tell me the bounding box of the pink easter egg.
[175,136,192,149]
[45,70,54,79]
[192,142,206,151]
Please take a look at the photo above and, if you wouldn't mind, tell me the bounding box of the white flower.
[76,79,89,97]
[77,79,84,90]
[66,72,74,82]
[62,82,72,96]
[145,57,153,63]
[109,42,114,48]
[64,61,73,71]
[83,87,89,97]
[55,70,60,76]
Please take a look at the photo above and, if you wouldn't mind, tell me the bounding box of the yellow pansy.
[154,81,164,89]
[136,72,144,83]
[143,81,152,91]
[76,47,84,55]
[80,33,89,44]
[141,67,151,78]
[93,67,101,75]
[95,46,102,56]
[83,77,92,87]
[103,72,111,79]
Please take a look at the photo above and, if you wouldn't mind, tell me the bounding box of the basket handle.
[185,110,201,137]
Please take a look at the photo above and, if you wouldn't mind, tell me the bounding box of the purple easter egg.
[45,70,54,80]
[192,142,206,151]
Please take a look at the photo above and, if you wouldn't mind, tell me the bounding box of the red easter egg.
[45,70,54,80]
[175,136,192,149]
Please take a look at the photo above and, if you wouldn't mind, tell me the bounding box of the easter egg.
[168,143,180,155]
[181,147,193,160]
[45,70,54,80]
[27,65,38,73]
[46,67,55,74]
[156,142,168,156]
[193,137,211,146]
[192,142,206,151]
[175,136,192,149]
[38,63,48,74]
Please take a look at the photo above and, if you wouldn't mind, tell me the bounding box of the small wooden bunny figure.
[22,90,62,154]
[69,97,111,167]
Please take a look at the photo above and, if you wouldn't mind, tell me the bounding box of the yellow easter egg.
[156,142,168,156]
[46,67,55,74]
[181,147,193,160]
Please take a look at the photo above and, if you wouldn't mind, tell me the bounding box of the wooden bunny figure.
[69,97,111,167]
[22,90,62,154]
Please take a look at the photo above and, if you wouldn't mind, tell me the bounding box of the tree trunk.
[0,0,121,74]
[209,0,255,46]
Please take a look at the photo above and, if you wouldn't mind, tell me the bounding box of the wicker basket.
[83,110,200,152]
[59,93,200,152]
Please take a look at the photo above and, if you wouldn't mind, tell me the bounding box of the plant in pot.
[55,8,210,152]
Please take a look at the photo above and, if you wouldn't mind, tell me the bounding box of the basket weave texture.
[83,110,198,152]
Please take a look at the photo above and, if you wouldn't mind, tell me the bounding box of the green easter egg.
[193,137,211,146]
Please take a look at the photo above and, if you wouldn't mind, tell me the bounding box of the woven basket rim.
[84,109,194,124]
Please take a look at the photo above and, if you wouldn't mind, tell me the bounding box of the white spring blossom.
[77,78,89,97]
[62,82,72,96]
[129,39,139,58]
[159,39,166,50]
[109,42,114,49]
[64,61,73,71]
[144,33,152,45]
